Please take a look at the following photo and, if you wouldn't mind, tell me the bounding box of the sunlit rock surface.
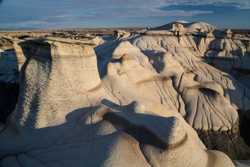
[1,21,250,166]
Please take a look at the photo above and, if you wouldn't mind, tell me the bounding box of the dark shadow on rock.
[239,110,250,147]
[0,101,180,165]
[197,129,250,160]
[0,106,111,166]
[46,102,176,152]
[103,111,174,150]
[95,41,120,78]
[0,48,19,123]
[0,49,19,83]
[14,101,175,148]
[0,82,19,123]
[142,50,165,73]
[101,100,178,150]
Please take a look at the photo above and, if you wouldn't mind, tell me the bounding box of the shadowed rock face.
[0,82,18,123]
[0,38,19,124]
[0,22,250,166]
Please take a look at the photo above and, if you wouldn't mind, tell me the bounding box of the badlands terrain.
[0,21,250,167]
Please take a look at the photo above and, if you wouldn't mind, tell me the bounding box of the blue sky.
[0,0,249,29]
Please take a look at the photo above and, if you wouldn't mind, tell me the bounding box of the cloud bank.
[0,0,249,28]
[46,0,249,20]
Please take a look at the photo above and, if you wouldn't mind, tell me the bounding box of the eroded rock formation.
[0,21,250,166]
[131,25,250,159]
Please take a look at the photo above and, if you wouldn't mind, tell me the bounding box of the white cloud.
[160,0,250,9]
[70,0,250,18]
[112,0,250,18]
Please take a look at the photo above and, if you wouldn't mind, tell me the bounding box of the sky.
[0,0,249,29]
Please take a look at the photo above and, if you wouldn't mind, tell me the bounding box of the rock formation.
[0,21,250,166]
[114,30,131,40]
[131,25,250,159]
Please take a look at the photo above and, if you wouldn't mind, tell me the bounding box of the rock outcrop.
[131,26,250,159]
[114,30,131,40]
[1,21,250,166]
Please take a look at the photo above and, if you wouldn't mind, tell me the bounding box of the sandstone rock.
[0,36,13,50]
[132,30,250,158]
[1,21,250,166]
[114,30,131,40]
[0,99,235,167]
[10,38,111,130]
[187,22,215,33]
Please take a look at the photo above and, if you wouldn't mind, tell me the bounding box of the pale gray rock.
[131,29,250,158]
[1,22,250,165]
[0,36,236,166]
